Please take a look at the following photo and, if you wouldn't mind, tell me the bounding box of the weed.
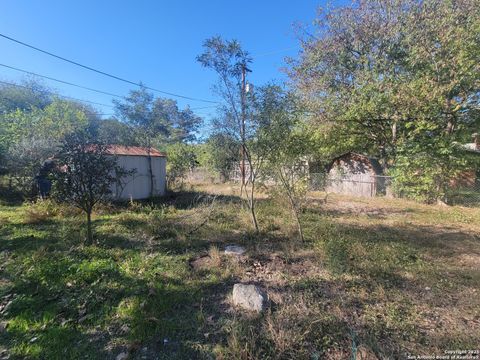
[208,245,222,267]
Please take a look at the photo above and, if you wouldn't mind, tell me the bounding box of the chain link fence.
[445,183,480,207]
[309,173,480,207]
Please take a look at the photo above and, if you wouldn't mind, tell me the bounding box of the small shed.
[325,152,386,197]
[106,145,167,200]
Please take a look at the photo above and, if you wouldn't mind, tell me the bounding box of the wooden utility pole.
[240,64,247,187]
[240,63,251,187]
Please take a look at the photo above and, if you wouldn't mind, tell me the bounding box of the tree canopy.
[289,0,480,200]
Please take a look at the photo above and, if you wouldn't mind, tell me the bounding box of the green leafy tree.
[197,36,263,230]
[152,99,202,143]
[290,0,480,201]
[253,85,311,241]
[1,99,89,194]
[197,133,240,181]
[165,142,198,188]
[114,87,202,196]
[89,117,138,146]
[113,87,170,197]
[0,80,52,113]
[391,134,473,203]
[53,130,130,244]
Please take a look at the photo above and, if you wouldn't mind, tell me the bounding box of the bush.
[165,143,198,188]
[390,139,473,203]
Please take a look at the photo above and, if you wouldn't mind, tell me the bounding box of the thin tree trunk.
[281,172,304,242]
[293,209,304,242]
[86,210,93,245]
[287,194,304,242]
[245,173,259,232]
[248,184,259,232]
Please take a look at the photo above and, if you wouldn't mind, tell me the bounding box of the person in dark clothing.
[36,159,55,199]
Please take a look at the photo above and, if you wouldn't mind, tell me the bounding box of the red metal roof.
[105,145,166,157]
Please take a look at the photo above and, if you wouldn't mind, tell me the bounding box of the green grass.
[0,188,479,359]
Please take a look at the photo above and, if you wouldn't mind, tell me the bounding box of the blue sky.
[0,1,344,126]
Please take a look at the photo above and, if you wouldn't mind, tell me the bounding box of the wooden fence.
[310,174,392,198]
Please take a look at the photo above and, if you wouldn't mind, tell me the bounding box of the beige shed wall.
[111,155,166,200]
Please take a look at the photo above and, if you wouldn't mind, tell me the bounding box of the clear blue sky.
[0,1,344,127]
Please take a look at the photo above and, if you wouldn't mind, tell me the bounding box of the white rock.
[232,284,268,312]
[116,352,128,360]
[224,245,246,256]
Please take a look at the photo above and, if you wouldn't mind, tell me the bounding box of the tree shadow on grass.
[266,278,417,359]
[272,274,480,358]
[110,190,243,213]
[303,208,479,258]
[0,243,235,359]
[0,185,24,207]
[0,219,73,252]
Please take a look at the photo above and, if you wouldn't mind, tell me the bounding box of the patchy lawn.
[0,186,479,359]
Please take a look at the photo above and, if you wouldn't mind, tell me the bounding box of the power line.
[0,80,218,118]
[0,79,114,109]
[0,63,125,99]
[0,32,219,104]
[0,63,219,112]
[254,46,299,58]
[189,105,218,110]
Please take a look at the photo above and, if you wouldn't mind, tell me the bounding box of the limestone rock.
[232,284,268,312]
[116,352,128,360]
[225,245,246,256]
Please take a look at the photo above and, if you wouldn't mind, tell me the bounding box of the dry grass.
[22,201,57,224]
[208,245,222,267]
[1,185,479,359]
[205,187,480,358]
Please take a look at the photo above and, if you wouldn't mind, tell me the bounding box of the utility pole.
[240,62,251,187]
[240,64,246,187]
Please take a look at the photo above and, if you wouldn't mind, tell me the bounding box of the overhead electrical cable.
[0,32,219,104]
[254,46,299,58]
[0,64,219,112]
[0,79,216,117]
[0,63,124,99]
[0,79,114,109]
[188,105,218,110]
